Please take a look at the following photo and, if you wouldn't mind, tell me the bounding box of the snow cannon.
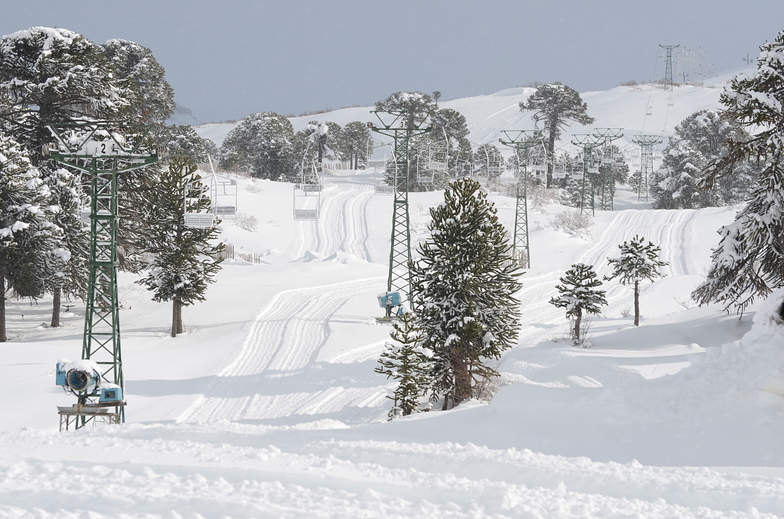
[376,291,403,323]
[56,359,102,403]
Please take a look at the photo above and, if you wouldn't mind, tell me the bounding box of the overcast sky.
[3,0,782,123]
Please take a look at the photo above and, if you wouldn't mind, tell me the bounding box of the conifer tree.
[0,133,62,341]
[220,112,297,180]
[374,311,432,419]
[473,144,504,178]
[519,83,595,188]
[43,168,89,327]
[549,263,607,345]
[605,236,668,326]
[411,178,522,409]
[341,121,373,170]
[136,157,224,337]
[692,30,784,313]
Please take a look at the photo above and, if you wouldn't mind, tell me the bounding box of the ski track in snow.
[514,209,699,349]
[290,175,375,262]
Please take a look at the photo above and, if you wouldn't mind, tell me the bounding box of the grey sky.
[3,0,782,123]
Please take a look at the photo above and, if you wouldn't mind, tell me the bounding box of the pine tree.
[340,121,373,170]
[692,30,784,313]
[161,125,214,164]
[220,112,297,180]
[549,263,607,345]
[411,178,522,409]
[473,144,504,178]
[605,236,668,326]
[374,311,432,419]
[0,133,62,341]
[652,110,758,209]
[136,157,224,337]
[519,83,595,188]
[43,168,89,327]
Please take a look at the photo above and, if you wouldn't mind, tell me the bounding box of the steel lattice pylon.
[48,122,157,425]
[631,135,663,202]
[499,130,543,268]
[370,110,430,301]
[593,128,624,211]
[571,134,606,217]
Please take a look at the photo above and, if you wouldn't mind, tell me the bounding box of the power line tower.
[631,135,663,202]
[499,129,544,268]
[48,121,157,426]
[659,44,680,91]
[593,128,623,211]
[370,109,431,301]
[571,134,606,217]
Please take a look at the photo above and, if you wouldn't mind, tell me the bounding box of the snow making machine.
[376,291,403,324]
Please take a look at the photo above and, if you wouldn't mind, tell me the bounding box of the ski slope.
[2,77,784,516]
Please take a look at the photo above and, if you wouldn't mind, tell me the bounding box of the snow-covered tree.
[161,124,214,163]
[136,157,224,337]
[519,83,595,188]
[0,27,131,163]
[220,112,297,180]
[43,168,89,327]
[550,263,607,345]
[340,121,373,170]
[99,38,175,124]
[651,110,759,209]
[0,133,62,341]
[473,144,504,178]
[374,311,433,419]
[430,108,472,175]
[411,178,522,409]
[605,236,668,326]
[692,31,784,314]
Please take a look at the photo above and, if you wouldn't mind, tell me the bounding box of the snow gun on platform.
[55,359,126,431]
[376,291,403,323]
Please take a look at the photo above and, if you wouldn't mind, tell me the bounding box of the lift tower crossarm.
[48,121,158,426]
[369,109,431,302]
[571,133,606,217]
[499,129,544,268]
[592,128,624,211]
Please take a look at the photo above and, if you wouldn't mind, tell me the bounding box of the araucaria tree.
[136,157,224,337]
[375,311,432,419]
[605,236,668,326]
[549,263,607,345]
[519,82,595,188]
[0,134,62,341]
[220,112,297,180]
[692,30,784,314]
[411,178,522,410]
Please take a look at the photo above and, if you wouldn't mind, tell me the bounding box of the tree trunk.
[0,276,6,342]
[546,120,558,188]
[51,287,61,328]
[573,307,582,344]
[634,280,640,326]
[451,350,472,407]
[172,298,184,337]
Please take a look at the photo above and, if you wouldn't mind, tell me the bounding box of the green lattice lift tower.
[499,130,543,268]
[571,134,606,217]
[370,109,430,301]
[48,121,157,425]
[593,128,624,211]
[631,134,663,202]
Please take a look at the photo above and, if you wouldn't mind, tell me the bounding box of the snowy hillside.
[2,77,784,517]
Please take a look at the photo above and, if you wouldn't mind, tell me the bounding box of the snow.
[1,81,784,517]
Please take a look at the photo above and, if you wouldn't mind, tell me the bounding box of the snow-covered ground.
[2,79,784,518]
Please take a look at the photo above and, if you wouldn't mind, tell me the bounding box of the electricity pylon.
[593,128,623,211]
[370,110,430,301]
[499,130,543,268]
[48,121,157,424]
[631,135,663,202]
[571,134,606,216]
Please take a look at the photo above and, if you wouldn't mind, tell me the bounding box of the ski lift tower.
[499,129,543,268]
[369,109,431,301]
[631,135,663,202]
[571,134,606,217]
[48,121,158,426]
[593,128,624,211]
